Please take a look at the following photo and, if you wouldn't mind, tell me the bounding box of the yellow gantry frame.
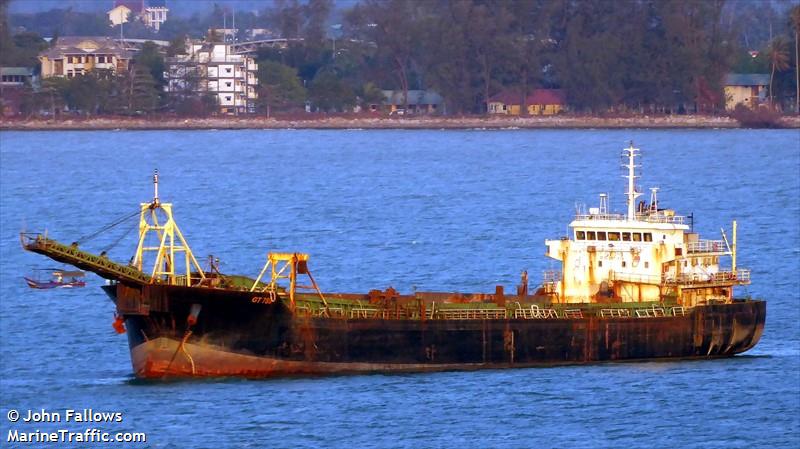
[132,201,206,286]
[251,252,329,311]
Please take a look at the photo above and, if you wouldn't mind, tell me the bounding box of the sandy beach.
[2,114,799,130]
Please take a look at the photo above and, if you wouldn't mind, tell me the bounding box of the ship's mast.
[153,169,160,206]
[623,143,641,221]
[649,187,659,213]
[132,170,206,286]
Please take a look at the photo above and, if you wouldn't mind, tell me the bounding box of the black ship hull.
[104,283,766,379]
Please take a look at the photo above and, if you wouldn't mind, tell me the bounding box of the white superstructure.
[544,143,749,306]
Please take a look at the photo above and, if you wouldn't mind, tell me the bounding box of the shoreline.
[2,115,799,131]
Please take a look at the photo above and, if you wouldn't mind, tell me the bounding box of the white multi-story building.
[143,0,169,32]
[166,43,258,115]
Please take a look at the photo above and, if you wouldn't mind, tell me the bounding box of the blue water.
[1,129,798,448]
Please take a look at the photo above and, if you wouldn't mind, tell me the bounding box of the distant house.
[107,4,132,27]
[108,0,168,32]
[38,36,132,78]
[0,67,36,88]
[381,90,444,114]
[488,89,566,115]
[0,67,37,116]
[724,74,770,111]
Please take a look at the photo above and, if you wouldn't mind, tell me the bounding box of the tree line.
[2,0,799,116]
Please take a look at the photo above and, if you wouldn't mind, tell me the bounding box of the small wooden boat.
[24,268,86,289]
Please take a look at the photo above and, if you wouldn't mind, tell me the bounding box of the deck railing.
[514,305,559,319]
[608,271,662,285]
[438,308,507,320]
[573,213,685,224]
[599,308,631,318]
[665,269,751,285]
[611,269,751,286]
[686,240,728,253]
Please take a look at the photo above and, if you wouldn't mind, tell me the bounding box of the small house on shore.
[1,67,37,116]
[381,90,444,114]
[724,74,769,111]
[488,89,566,115]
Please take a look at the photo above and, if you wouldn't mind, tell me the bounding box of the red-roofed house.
[488,89,566,115]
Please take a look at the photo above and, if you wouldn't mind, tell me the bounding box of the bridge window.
[587,231,596,240]
[644,261,649,268]
[643,233,653,242]
[633,233,642,242]
[598,261,603,267]
[622,232,631,241]
[597,231,606,240]
[622,261,627,267]
[608,232,620,241]
[576,231,585,240]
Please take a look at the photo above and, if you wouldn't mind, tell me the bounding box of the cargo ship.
[21,144,765,378]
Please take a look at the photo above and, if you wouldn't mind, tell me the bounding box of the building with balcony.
[143,0,169,32]
[38,37,132,78]
[166,43,258,115]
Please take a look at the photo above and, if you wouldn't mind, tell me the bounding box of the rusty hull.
[106,284,765,379]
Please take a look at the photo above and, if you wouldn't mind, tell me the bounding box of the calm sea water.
[0,129,798,448]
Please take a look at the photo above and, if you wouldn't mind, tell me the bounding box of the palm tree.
[790,5,800,114]
[766,37,790,108]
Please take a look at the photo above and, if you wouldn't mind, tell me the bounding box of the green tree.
[38,76,69,116]
[117,66,159,114]
[353,0,423,110]
[257,60,307,115]
[790,5,800,113]
[358,82,385,109]
[135,41,166,87]
[271,0,304,39]
[166,35,187,57]
[303,0,332,45]
[308,70,354,111]
[766,36,791,106]
[505,0,553,115]
[10,31,48,67]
